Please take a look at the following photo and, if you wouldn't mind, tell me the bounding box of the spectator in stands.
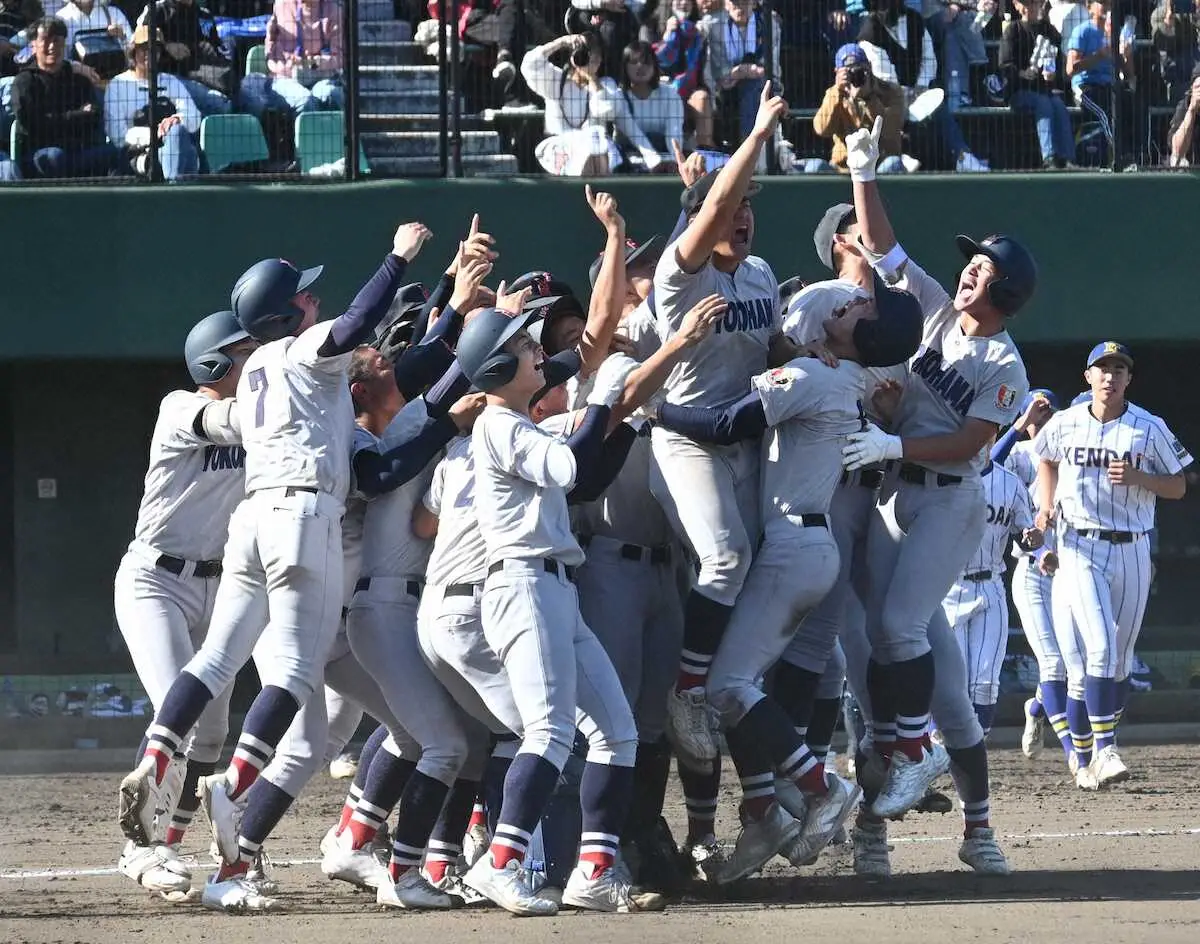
[57,0,132,52]
[1168,62,1200,163]
[11,16,126,176]
[137,0,232,116]
[858,0,990,170]
[924,0,996,109]
[1152,0,1198,102]
[567,0,641,80]
[104,23,199,178]
[1066,0,1127,163]
[522,30,656,174]
[239,0,343,119]
[701,0,781,149]
[1,1,43,144]
[654,0,716,148]
[807,41,911,172]
[614,38,682,167]
[1001,0,1076,168]
[0,148,18,176]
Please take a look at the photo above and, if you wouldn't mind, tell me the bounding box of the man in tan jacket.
[808,43,910,174]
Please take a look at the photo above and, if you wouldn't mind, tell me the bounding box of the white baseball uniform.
[114,389,243,764]
[940,462,1033,707]
[1034,402,1192,680]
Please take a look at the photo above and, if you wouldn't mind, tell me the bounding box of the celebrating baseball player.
[113,310,255,899]
[838,115,1034,821]
[1034,342,1191,787]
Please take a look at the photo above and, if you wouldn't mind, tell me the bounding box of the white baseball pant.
[942,576,1009,707]
[1011,556,1065,683]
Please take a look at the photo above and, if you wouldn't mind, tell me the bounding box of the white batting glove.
[842,422,902,471]
[587,353,639,409]
[845,115,883,183]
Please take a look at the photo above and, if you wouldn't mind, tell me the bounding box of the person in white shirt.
[57,0,131,54]
[103,24,200,179]
[521,30,661,175]
[614,39,683,170]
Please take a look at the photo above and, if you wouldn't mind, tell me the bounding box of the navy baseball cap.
[814,203,856,271]
[524,294,586,352]
[588,234,662,287]
[508,271,575,301]
[835,43,868,69]
[681,170,761,215]
[853,272,923,368]
[1086,341,1133,369]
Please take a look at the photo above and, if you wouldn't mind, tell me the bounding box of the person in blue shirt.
[1067,0,1137,167]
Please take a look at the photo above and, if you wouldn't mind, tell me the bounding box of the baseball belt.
[963,570,993,582]
[444,583,481,598]
[1071,526,1142,544]
[840,468,885,489]
[488,558,576,582]
[156,554,222,579]
[354,576,423,599]
[898,462,963,487]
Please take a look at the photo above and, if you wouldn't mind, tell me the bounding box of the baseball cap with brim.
[523,294,585,351]
[1020,387,1059,413]
[296,265,324,292]
[1086,341,1133,369]
[779,275,806,307]
[814,203,856,271]
[588,234,663,287]
[854,272,923,368]
[681,171,761,215]
[835,43,868,69]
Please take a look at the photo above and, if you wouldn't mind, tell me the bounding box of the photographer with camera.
[700,0,781,149]
[104,23,200,180]
[807,42,910,173]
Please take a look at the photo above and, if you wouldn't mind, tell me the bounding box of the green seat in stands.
[294,110,369,175]
[200,113,269,173]
[245,43,268,76]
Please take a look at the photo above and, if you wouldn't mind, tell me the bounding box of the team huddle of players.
[109,89,1191,916]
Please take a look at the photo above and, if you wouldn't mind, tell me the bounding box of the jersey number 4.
[248,368,268,428]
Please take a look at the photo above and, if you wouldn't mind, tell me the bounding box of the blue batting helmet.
[230,258,323,342]
[184,310,251,385]
[455,307,537,392]
[956,234,1038,316]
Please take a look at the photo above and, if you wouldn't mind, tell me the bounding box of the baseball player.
[1034,342,1191,787]
[452,305,661,916]
[940,458,1042,738]
[655,275,923,883]
[650,82,790,766]
[112,310,255,898]
[838,115,1034,820]
[119,221,433,913]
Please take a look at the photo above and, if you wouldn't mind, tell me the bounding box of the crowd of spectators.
[0,0,345,181]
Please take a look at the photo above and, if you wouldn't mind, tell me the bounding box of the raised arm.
[579,187,630,375]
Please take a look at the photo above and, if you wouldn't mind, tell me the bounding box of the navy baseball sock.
[538,753,584,887]
[770,660,821,731]
[725,722,778,820]
[677,591,734,691]
[144,672,213,784]
[388,770,450,880]
[220,778,295,878]
[338,724,391,833]
[166,759,217,846]
[625,737,672,838]
[490,752,561,868]
[1028,688,1046,719]
[426,778,479,882]
[805,697,843,766]
[578,761,634,878]
[973,703,996,739]
[227,685,300,800]
[866,658,897,760]
[890,652,936,762]
[482,748,515,838]
[737,698,827,795]
[1039,680,1073,760]
[1067,695,1094,766]
[947,740,990,837]
[1084,674,1118,752]
[676,752,721,843]
[349,747,417,849]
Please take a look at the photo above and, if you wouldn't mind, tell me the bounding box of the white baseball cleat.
[534,885,563,907]
[958,827,1011,875]
[118,840,192,894]
[427,866,490,906]
[786,774,862,868]
[666,688,717,764]
[716,801,803,885]
[376,868,455,909]
[851,820,892,878]
[200,873,278,913]
[562,865,667,913]
[119,756,163,846]
[321,827,390,890]
[772,778,809,824]
[462,855,559,916]
[1071,752,1099,791]
[329,752,359,781]
[318,824,340,857]
[1021,699,1046,759]
[155,756,186,841]
[1090,746,1130,788]
[461,821,489,867]
[198,774,243,864]
[247,850,279,894]
[870,744,951,820]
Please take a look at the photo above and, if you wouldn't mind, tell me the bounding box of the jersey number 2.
[249,368,268,428]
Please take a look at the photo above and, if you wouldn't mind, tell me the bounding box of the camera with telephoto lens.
[571,44,589,67]
[847,66,867,87]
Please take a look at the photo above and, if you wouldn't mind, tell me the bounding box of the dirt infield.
[2,742,1197,944]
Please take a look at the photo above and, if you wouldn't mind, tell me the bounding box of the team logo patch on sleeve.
[767,367,794,389]
[995,384,1017,410]
[1172,438,1189,460]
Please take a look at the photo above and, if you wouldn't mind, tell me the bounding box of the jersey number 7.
[249,368,268,428]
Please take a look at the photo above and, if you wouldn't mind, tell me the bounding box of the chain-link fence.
[2,0,1195,183]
